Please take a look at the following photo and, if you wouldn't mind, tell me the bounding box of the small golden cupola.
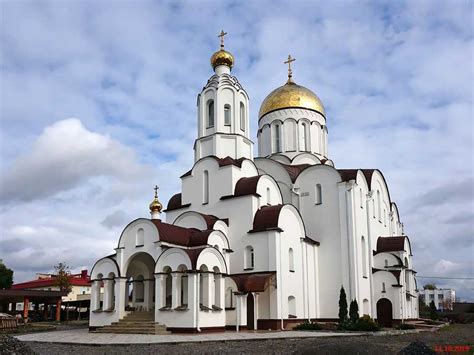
[149,185,163,219]
[210,30,234,72]
[258,55,325,120]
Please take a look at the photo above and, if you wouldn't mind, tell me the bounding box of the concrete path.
[15,328,369,345]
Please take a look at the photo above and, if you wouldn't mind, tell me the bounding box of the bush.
[396,323,416,330]
[294,322,323,331]
[338,286,348,323]
[349,300,359,322]
[429,300,438,320]
[354,315,380,331]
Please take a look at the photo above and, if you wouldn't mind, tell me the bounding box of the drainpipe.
[279,233,284,331]
[306,242,310,322]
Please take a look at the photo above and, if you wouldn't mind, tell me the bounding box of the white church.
[90,33,419,333]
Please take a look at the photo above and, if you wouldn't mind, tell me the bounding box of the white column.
[202,273,212,308]
[214,274,223,308]
[187,273,198,328]
[114,278,127,319]
[253,292,258,330]
[91,280,101,311]
[155,274,166,310]
[172,274,181,309]
[143,280,151,310]
[103,280,112,310]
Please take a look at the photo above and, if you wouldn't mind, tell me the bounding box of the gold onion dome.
[149,185,163,213]
[210,30,234,70]
[258,55,325,119]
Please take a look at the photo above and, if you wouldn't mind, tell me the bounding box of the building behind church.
[89,33,419,333]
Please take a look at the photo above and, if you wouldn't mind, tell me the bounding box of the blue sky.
[1,1,473,300]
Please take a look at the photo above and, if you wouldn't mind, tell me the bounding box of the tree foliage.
[429,300,438,320]
[0,260,13,289]
[54,262,72,293]
[349,299,359,322]
[338,286,348,322]
[423,283,437,290]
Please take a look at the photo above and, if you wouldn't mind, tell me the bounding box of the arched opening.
[224,104,231,126]
[225,287,235,309]
[266,187,271,205]
[240,102,245,131]
[288,248,294,272]
[245,246,254,269]
[207,100,214,128]
[376,298,393,327]
[136,228,144,246]
[177,264,188,307]
[247,293,255,330]
[361,236,367,277]
[315,184,322,205]
[95,273,103,311]
[213,266,222,309]
[363,298,369,316]
[288,296,296,318]
[106,272,116,311]
[125,252,155,311]
[274,124,281,153]
[199,265,210,308]
[203,170,209,204]
[163,267,172,308]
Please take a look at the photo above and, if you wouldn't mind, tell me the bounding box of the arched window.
[384,209,387,226]
[203,170,209,204]
[360,189,363,208]
[382,282,386,293]
[136,228,144,246]
[377,190,381,222]
[300,122,308,151]
[363,299,369,315]
[372,199,376,218]
[361,237,367,277]
[207,100,214,128]
[274,124,281,152]
[245,246,254,269]
[213,266,221,309]
[288,296,296,317]
[384,259,388,267]
[240,102,245,131]
[315,184,322,205]
[266,187,271,205]
[224,104,231,126]
[289,248,294,272]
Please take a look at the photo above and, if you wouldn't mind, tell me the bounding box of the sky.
[0,0,473,301]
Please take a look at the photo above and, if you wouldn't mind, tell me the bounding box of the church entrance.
[376,298,393,327]
[125,252,155,312]
[247,293,255,330]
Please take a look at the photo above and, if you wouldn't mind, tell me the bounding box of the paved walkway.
[15,328,368,344]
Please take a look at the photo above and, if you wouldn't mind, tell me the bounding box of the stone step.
[109,323,167,329]
[96,327,170,335]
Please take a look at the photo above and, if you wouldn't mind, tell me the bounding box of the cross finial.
[284,54,296,83]
[153,185,159,198]
[218,30,228,49]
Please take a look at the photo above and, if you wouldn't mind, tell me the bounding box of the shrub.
[396,323,416,330]
[294,322,323,331]
[429,300,438,320]
[349,300,359,322]
[338,286,348,323]
[354,315,380,331]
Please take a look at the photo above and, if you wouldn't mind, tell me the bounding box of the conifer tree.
[338,286,348,323]
[349,299,359,322]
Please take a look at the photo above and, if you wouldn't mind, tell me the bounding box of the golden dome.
[149,185,162,213]
[210,49,234,70]
[258,81,326,119]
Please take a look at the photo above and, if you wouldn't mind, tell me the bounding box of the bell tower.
[194,31,253,162]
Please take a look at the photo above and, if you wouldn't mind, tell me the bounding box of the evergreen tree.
[429,300,438,320]
[54,262,72,293]
[349,299,359,322]
[338,286,348,322]
[0,260,13,289]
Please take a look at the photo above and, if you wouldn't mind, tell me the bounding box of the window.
[360,189,363,208]
[372,199,376,218]
[288,296,296,318]
[429,294,434,300]
[438,294,443,299]
[274,124,281,152]
[384,259,388,267]
[224,104,231,125]
[384,209,387,226]
[207,100,214,127]
[245,246,254,269]
[377,190,381,222]
[361,237,367,277]
[266,187,271,205]
[240,102,245,131]
[382,282,386,293]
[300,123,308,151]
[315,184,322,205]
[203,170,209,204]
[289,248,294,272]
[136,228,144,246]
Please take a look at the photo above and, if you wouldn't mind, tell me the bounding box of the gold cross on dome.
[284,54,296,82]
[153,185,159,198]
[218,30,228,48]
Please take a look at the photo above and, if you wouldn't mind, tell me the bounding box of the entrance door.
[247,293,254,330]
[376,298,393,327]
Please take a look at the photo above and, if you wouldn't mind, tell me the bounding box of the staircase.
[95,311,170,334]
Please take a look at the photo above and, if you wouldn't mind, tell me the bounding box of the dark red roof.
[184,247,208,269]
[234,176,262,197]
[250,205,284,233]
[372,268,401,284]
[12,270,91,290]
[165,193,191,212]
[376,236,408,253]
[230,272,275,292]
[180,156,247,178]
[279,163,311,183]
[338,169,376,189]
[151,220,211,247]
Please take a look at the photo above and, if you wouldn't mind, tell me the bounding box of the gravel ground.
[8,323,474,355]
